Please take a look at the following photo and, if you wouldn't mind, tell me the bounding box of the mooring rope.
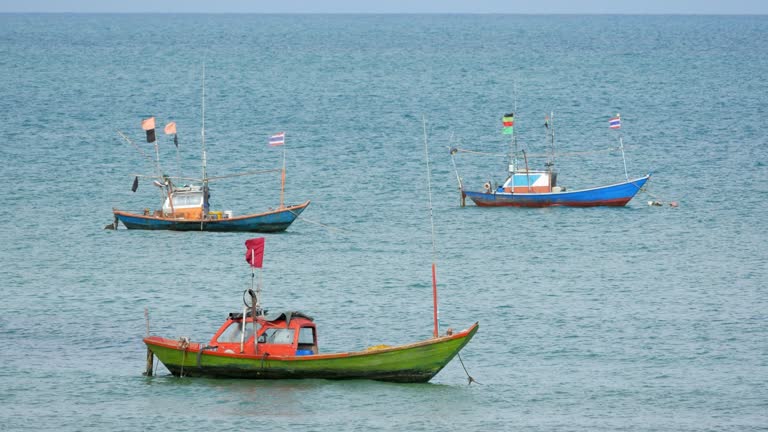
[457,352,478,385]
[178,337,190,378]
[639,186,680,207]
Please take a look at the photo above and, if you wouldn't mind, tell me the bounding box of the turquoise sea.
[0,14,766,431]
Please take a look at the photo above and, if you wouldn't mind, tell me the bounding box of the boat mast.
[201,64,207,184]
[422,115,439,338]
[201,64,209,228]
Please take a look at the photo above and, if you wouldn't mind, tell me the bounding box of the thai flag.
[609,116,621,129]
[269,132,285,146]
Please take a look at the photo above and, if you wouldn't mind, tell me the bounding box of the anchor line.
[177,337,190,377]
[639,186,681,207]
[457,352,478,385]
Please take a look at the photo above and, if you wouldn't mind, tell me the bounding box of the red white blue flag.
[609,115,621,129]
[269,132,285,146]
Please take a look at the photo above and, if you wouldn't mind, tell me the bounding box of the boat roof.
[227,310,314,325]
[172,185,203,194]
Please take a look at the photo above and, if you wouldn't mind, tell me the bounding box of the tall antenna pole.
[422,115,439,338]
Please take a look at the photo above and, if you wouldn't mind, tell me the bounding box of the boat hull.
[464,175,650,208]
[114,201,309,232]
[144,322,478,383]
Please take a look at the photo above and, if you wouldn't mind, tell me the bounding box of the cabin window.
[172,194,203,207]
[298,327,315,344]
[262,328,295,344]
[217,321,260,343]
[297,327,316,355]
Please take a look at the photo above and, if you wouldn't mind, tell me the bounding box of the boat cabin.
[500,169,559,194]
[208,311,318,357]
[162,186,205,219]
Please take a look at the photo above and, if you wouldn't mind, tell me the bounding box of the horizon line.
[1,11,766,16]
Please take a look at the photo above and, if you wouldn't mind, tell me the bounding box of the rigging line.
[205,169,282,181]
[117,130,161,175]
[452,148,508,157]
[452,146,627,158]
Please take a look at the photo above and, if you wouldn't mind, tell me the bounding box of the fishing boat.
[143,238,478,382]
[451,112,650,208]
[112,181,310,232]
[111,70,309,232]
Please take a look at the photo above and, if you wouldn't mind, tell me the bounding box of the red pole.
[431,262,438,338]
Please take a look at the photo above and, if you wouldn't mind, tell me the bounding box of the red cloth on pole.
[245,238,265,268]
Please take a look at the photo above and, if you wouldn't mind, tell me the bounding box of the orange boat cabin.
[209,311,318,357]
[162,185,206,219]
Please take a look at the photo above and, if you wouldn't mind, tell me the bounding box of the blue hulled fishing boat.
[111,70,308,232]
[451,112,649,208]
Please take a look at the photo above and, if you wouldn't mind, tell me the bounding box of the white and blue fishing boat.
[111,71,309,232]
[113,184,309,232]
[112,126,308,233]
[451,112,650,208]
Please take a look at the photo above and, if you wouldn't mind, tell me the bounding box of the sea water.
[0,14,766,431]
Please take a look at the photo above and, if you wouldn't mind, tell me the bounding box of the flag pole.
[257,266,263,313]
[616,113,629,181]
[154,141,160,173]
[146,118,166,210]
[250,249,262,314]
[422,115,439,339]
[511,81,518,174]
[175,133,181,184]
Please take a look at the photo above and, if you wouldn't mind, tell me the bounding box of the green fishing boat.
[143,238,478,383]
